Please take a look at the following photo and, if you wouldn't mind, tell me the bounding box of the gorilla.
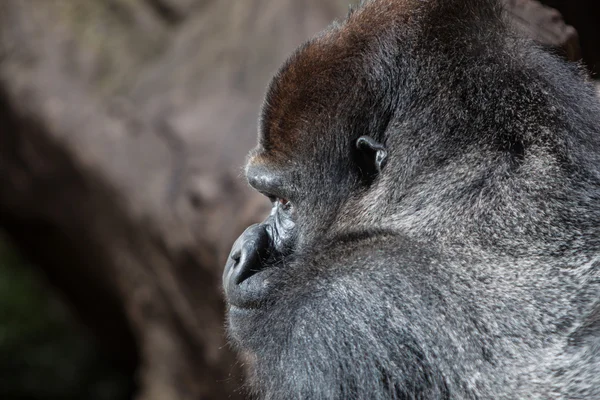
[222,0,600,398]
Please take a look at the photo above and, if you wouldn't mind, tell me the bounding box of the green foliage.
[0,240,132,400]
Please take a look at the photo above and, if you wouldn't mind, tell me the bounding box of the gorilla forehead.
[257,45,370,161]
[254,1,417,163]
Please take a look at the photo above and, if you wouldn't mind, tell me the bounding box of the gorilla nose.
[230,228,268,284]
[223,224,271,305]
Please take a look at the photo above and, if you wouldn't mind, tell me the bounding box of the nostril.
[234,245,259,285]
[230,226,270,285]
[231,248,242,263]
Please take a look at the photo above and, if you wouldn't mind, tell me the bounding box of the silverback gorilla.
[222,0,600,398]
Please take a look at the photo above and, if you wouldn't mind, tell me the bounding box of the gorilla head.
[223,0,600,398]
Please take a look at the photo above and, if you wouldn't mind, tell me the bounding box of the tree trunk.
[0,0,582,399]
[0,0,348,398]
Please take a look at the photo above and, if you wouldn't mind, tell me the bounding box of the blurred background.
[0,0,598,399]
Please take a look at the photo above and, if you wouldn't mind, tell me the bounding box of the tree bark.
[505,0,581,62]
[0,0,582,399]
[539,0,600,73]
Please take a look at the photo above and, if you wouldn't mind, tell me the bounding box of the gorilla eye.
[278,197,292,212]
[265,194,292,210]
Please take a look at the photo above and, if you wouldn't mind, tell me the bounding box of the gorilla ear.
[355,135,388,180]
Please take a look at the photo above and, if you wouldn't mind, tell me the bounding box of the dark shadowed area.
[0,0,597,399]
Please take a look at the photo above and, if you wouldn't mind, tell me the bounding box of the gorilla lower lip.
[226,270,272,309]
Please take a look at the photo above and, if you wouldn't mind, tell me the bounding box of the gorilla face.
[223,133,387,330]
[222,0,600,398]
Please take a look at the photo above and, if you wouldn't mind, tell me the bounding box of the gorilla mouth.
[225,269,279,344]
[224,266,274,310]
